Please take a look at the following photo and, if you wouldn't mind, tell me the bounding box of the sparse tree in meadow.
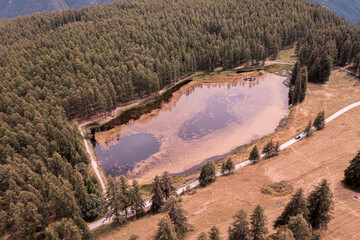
[262,140,279,158]
[274,188,309,228]
[307,179,334,230]
[250,205,268,240]
[304,120,313,137]
[198,232,208,240]
[209,226,221,240]
[154,216,178,240]
[162,171,176,200]
[287,215,312,240]
[199,161,216,187]
[151,175,164,213]
[228,209,250,240]
[343,151,360,191]
[313,111,325,130]
[249,145,260,163]
[276,227,295,240]
[222,157,235,175]
[129,234,139,240]
[131,180,145,216]
[163,197,192,238]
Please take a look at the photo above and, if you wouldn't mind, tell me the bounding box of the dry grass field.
[93,70,360,240]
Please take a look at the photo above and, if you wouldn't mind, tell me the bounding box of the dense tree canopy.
[0,0,359,238]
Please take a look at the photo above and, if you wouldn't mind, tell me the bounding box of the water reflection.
[94,73,289,181]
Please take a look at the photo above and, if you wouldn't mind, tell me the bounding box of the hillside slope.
[0,0,116,18]
[309,0,360,26]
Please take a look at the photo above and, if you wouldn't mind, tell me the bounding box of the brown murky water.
[94,73,289,182]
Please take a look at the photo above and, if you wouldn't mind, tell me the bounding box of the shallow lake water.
[94,73,289,182]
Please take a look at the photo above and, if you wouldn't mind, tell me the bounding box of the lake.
[94,72,289,182]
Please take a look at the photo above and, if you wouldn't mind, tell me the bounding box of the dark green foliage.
[46,218,84,240]
[162,171,176,200]
[222,157,235,175]
[129,234,139,240]
[274,188,309,228]
[163,197,192,238]
[199,161,216,187]
[82,193,104,221]
[154,217,178,240]
[307,179,334,230]
[249,145,260,163]
[262,140,280,158]
[198,232,208,240]
[287,215,312,240]
[318,55,332,83]
[131,180,145,216]
[151,175,164,213]
[313,111,325,130]
[0,0,359,237]
[209,226,221,240]
[343,151,360,191]
[291,67,308,105]
[304,120,313,138]
[228,209,250,240]
[105,176,124,225]
[290,61,300,86]
[250,205,268,240]
[276,227,295,240]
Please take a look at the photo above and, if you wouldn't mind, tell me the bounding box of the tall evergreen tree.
[198,232,208,240]
[119,175,132,219]
[209,226,221,240]
[228,209,250,240]
[287,215,312,240]
[154,216,178,240]
[222,157,235,174]
[151,175,164,213]
[274,188,309,228]
[343,151,360,191]
[164,197,192,238]
[105,176,123,225]
[307,179,334,230]
[131,180,145,216]
[304,120,313,137]
[249,145,260,163]
[199,161,216,187]
[162,171,176,200]
[313,111,325,130]
[250,205,268,240]
[318,54,332,83]
[290,61,300,86]
[276,227,295,240]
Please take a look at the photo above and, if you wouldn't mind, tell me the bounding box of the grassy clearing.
[277,45,297,61]
[93,69,360,240]
[261,181,293,196]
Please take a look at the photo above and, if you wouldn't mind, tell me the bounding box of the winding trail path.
[86,100,360,230]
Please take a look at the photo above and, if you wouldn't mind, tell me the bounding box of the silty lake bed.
[94,72,289,183]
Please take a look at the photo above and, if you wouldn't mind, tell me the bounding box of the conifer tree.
[313,111,325,130]
[209,226,221,240]
[304,120,313,137]
[162,171,176,200]
[228,209,250,240]
[276,227,295,240]
[199,161,216,187]
[154,216,178,240]
[222,157,235,174]
[287,215,312,240]
[274,188,309,228]
[119,175,132,218]
[290,61,300,86]
[249,145,260,163]
[105,176,123,224]
[131,180,145,216]
[343,151,360,191]
[307,179,334,230]
[318,55,332,83]
[198,232,208,240]
[129,234,139,240]
[250,205,268,240]
[163,197,192,238]
[151,175,164,213]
